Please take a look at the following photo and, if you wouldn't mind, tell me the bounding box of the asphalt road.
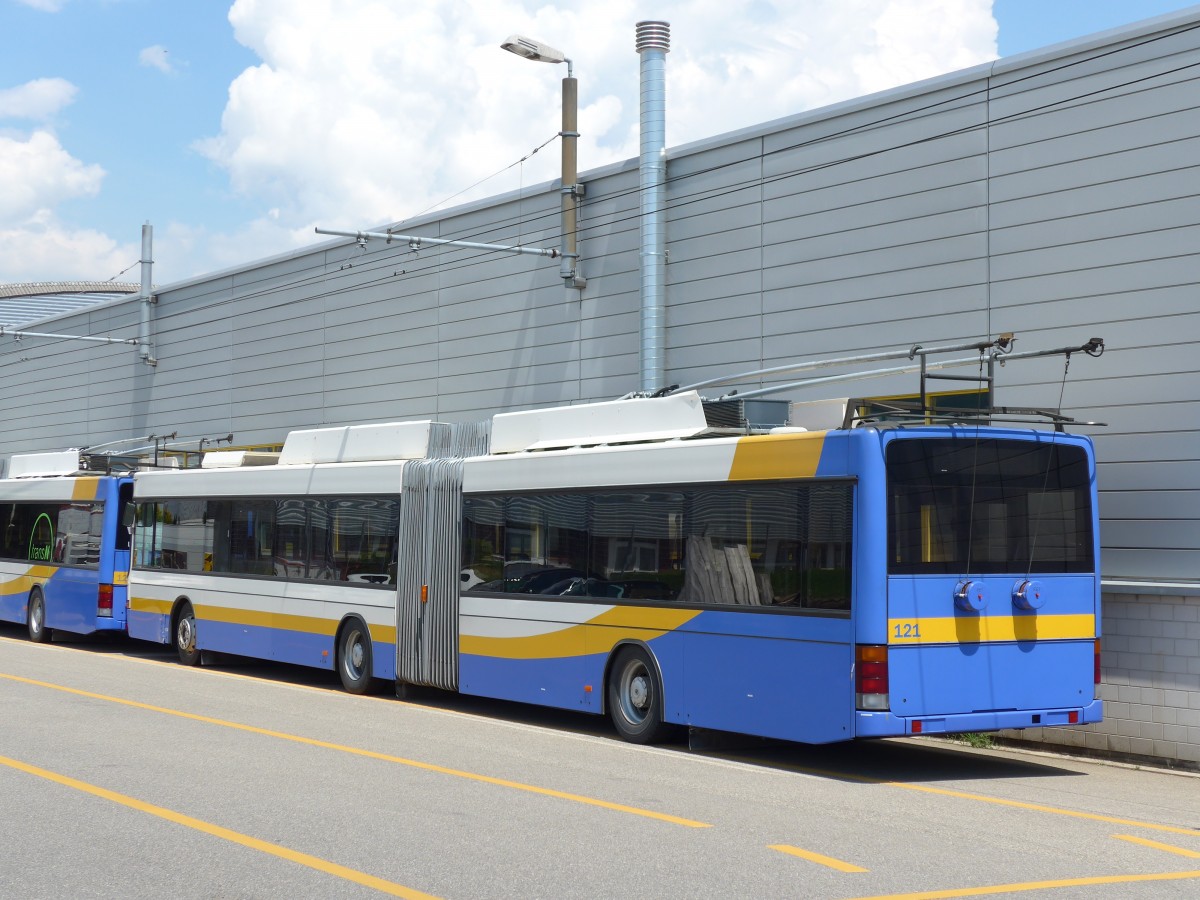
[1,624,1197,899]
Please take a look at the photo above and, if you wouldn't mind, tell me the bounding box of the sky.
[1,0,1197,287]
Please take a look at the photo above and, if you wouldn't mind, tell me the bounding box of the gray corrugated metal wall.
[2,15,1197,587]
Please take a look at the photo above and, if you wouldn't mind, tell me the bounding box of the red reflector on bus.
[911,720,922,734]
[98,584,113,617]
[1069,711,1079,724]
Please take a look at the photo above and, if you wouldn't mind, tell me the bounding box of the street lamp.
[501,33,586,289]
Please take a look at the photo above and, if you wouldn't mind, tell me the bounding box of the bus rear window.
[886,437,1093,575]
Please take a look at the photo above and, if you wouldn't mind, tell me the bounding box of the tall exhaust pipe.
[138,221,157,366]
[636,20,669,394]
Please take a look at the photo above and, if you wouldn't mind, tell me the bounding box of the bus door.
[395,458,463,691]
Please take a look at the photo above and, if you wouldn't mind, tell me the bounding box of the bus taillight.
[98,584,113,617]
[855,644,889,711]
[1094,639,1102,686]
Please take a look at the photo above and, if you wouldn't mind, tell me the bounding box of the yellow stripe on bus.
[887,614,1096,645]
[71,477,101,501]
[460,606,701,660]
[129,597,173,616]
[0,567,56,596]
[728,432,825,481]
[127,598,397,645]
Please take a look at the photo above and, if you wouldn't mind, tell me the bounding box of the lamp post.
[501,34,586,290]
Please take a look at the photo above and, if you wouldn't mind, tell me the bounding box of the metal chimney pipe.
[138,221,156,366]
[636,20,669,393]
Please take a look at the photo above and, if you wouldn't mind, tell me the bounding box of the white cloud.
[138,45,175,75]
[199,0,998,237]
[0,124,118,283]
[0,78,77,120]
[0,212,136,283]
[0,131,104,222]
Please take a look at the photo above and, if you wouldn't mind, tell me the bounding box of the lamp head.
[501,34,567,65]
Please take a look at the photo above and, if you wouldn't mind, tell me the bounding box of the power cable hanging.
[105,260,142,283]
[405,132,560,223]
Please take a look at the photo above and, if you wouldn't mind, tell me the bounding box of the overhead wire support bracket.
[0,326,139,346]
[314,228,559,259]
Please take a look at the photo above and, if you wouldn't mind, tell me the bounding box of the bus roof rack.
[842,399,1107,432]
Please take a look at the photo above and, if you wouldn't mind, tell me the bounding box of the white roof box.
[790,398,849,431]
[9,450,81,478]
[491,392,710,454]
[202,450,281,469]
[279,421,437,465]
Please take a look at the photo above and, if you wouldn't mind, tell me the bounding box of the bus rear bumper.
[855,699,1103,738]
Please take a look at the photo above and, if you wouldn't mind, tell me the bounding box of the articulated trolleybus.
[0,450,133,642]
[128,336,1103,744]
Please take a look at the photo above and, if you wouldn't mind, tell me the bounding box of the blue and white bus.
[0,451,133,642]
[127,384,1101,745]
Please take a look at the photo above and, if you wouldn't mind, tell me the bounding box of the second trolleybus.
[0,450,133,642]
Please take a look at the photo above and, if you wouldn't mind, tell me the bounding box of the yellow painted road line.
[887,781,1200,838]
[1115,834,1200,858]
[720,752,1200,840]
[769,844,867,872]
[0,753,437,899]
[847,869,1200,899]
[0,672,711,829]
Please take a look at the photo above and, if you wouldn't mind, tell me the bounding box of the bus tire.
[27,589,51,644]
[174,601,201,667]
[607,645,672,744]
[337,619,374,695]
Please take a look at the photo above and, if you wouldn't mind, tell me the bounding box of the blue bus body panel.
[459,608,854,744]
[460,652,591,711]
[42,567,107,634]
[192,615,397,682]
[2,581,26,624]
[888,636,1096,718]
[127,605,170,644]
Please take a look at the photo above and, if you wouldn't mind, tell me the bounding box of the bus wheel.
[607,646,671,744]
[174,601,201,667]
[337,620,374,695]
[27,589,51,644]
